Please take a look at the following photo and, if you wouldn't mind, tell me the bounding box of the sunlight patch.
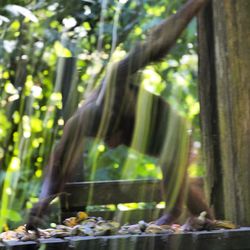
[9,157,20,171]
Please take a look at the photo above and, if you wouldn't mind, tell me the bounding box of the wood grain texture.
[61,179,162,208]
[198,0,250,225]
[2,228,250,250]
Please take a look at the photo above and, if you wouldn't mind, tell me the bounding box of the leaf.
[7,210,22,222]
[5,4,38,23]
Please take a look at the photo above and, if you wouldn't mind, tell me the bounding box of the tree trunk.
[198,0,250,225]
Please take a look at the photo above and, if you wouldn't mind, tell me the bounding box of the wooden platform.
[60,179,164,223]
[1,228,250,250]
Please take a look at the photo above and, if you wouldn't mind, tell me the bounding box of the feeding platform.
[2,179,248,249]
[1,228,250,249]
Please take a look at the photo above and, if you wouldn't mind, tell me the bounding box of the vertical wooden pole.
[198,0,250,225]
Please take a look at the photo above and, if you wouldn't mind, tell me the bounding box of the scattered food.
[0,211,239,242]
[145,224,174,234]
[181,212,238,232]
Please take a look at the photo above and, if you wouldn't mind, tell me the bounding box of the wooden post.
[198,0,250,225]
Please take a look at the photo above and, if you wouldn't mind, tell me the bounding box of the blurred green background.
[0,0,203,230]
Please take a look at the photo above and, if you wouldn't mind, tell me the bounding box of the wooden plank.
[39,238,69,250]
[192,230,226,250]
[66,236,105,250]
[3,240,37,250]
[66,234,191,250]
[61,179,162,209]
[216,228,250,250]
[127,234,170,250]
[102,235,138,250]
[66,234,157,250]
[1,239,69,250]
[66,229,250,250]
[1,229,250,249]
[168,233,193,250]
[67,233,187,250]
[193,229,250,250]
[223,227,250,249]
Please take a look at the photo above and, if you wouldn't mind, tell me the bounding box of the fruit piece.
[21,232,37,241]
[76,211,88,222]
[212,220,238,229]
[145,224,173,234]
[0,231,18,241]
[63,217,78,227]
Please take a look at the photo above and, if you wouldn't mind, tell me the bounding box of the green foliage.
[0,0,201,229]
[85,143,161,181]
